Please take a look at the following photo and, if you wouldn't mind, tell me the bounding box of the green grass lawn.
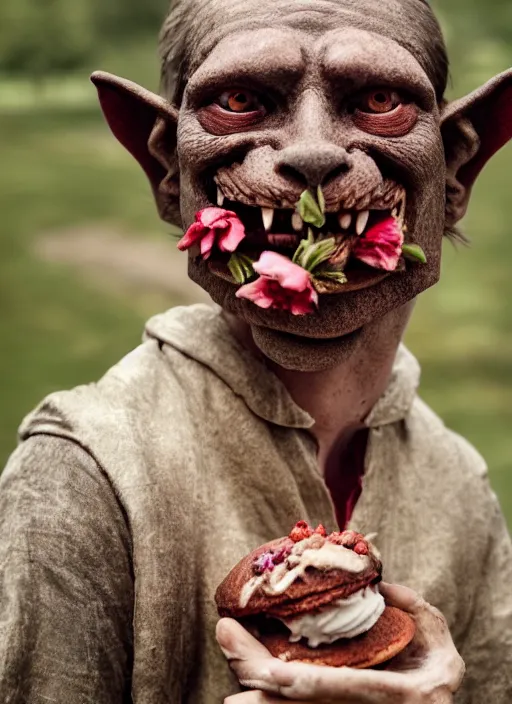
[0,55,511,528]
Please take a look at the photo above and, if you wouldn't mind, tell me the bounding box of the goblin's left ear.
[90,71,181,227]
[441,69,512,226]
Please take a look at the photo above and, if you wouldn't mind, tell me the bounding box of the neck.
[223,303,414,472]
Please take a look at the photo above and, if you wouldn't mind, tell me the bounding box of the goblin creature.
[0,1,510,703]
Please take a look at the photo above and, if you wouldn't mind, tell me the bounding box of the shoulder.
[19,336,185,438]
[16,335,204,492]
[404,395,495,519]
[408,395,487,477]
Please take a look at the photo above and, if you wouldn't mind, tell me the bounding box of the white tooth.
[217,187,225,207]
[291,212,303,232]
[261,207,274,232]
[391,207,399,218]
[356,210,370,236]
[338,212,352,230]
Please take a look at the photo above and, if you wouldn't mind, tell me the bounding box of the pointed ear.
[90,71,181,227]
[441,69,512,227]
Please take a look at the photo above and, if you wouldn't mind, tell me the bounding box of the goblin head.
[91,0,512,369]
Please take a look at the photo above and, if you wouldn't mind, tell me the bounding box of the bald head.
[159,0,448,103]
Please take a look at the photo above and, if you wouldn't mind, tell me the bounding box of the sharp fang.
[338,212,352,230]
[217,187,225,207]
[356,210,370,236]
[261,207,274,232]
[391,207,399,218]
[291,212,303,232]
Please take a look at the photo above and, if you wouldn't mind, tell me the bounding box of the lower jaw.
[188,253,440,371]
[252,326,364,372]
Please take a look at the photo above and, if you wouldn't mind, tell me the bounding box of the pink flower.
[177,208,245,260]
[351,217,404,271]
[236,251,318,315]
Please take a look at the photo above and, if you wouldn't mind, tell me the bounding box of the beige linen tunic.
[0,304,510,703]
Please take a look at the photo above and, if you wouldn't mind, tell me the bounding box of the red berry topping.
[314,524,327,537]
[354,541,369,555]
[289,520,314,543]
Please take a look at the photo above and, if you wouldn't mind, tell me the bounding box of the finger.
[216,619,281,693]
[380,583,452,648]
[267,659,412,702]
[224,693,335,704]
[216,618,272,661]
[224,691,299,703]
[215,619,395,700]
[379,582,428,614]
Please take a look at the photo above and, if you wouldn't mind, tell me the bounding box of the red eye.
[359,90,402,114]
[218,89,262,113]
[352,89,418,138]
[199,88,268,135]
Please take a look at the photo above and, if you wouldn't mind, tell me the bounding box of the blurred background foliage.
[0,1,511,525]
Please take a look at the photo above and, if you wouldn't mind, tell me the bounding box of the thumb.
[379,582,427,614]
[216,618,272,660]
[216,618,280,693]
[380,583,453,650]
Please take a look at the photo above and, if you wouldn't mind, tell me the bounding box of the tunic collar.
[144,304,314,429]
[144,304,420,431]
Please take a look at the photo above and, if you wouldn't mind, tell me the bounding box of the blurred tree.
[0,0,95,84]
[92,0,167,40]
[434,0,512,93]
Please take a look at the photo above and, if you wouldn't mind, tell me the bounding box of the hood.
[144,304,420,430]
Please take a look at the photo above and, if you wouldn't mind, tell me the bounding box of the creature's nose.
[276,144,352,189]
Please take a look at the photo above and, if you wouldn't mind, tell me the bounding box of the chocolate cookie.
[215,522,416,669]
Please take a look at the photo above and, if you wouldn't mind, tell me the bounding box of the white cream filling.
[281,585,385,647]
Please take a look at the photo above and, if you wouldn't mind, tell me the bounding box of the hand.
[216,583,465,703]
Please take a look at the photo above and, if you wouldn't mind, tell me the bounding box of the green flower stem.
[317,185,326,214]
[402,243,427,263]
[228,253,255,284]
[315,269,348,284]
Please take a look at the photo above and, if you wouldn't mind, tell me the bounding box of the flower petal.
[236,279,275,309]
[352,217,404,271]
[218,219,246,253]
[199,207,238,228]
[200,229,216,259]
[178,208,246,259]
[254,251,311,292]
[177,222,206,251]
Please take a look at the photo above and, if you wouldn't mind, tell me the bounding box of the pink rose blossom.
[236,251,318,316]
[351,216,404,271]
[177,207,246,260]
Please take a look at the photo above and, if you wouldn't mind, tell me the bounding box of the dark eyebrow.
[187,65,305,106]
[186,30,306,106]
[325,65,435,111]
[321,36,436,111]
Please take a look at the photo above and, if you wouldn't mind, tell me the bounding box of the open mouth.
[209,184,407,293]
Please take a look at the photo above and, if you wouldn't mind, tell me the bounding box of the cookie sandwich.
[216,521,415,668]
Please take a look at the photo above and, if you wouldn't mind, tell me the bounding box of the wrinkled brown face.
[177,19,446,361]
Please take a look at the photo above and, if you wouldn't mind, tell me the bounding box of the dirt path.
[35,225,211,306]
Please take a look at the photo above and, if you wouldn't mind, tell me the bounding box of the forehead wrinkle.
[162,0,447,102]
[319,29,435,106]
[185,0,433,72]
[186,29,306,99]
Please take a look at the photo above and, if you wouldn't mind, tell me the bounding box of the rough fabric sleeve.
[456,492,512,703]
[0,435,134,704]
